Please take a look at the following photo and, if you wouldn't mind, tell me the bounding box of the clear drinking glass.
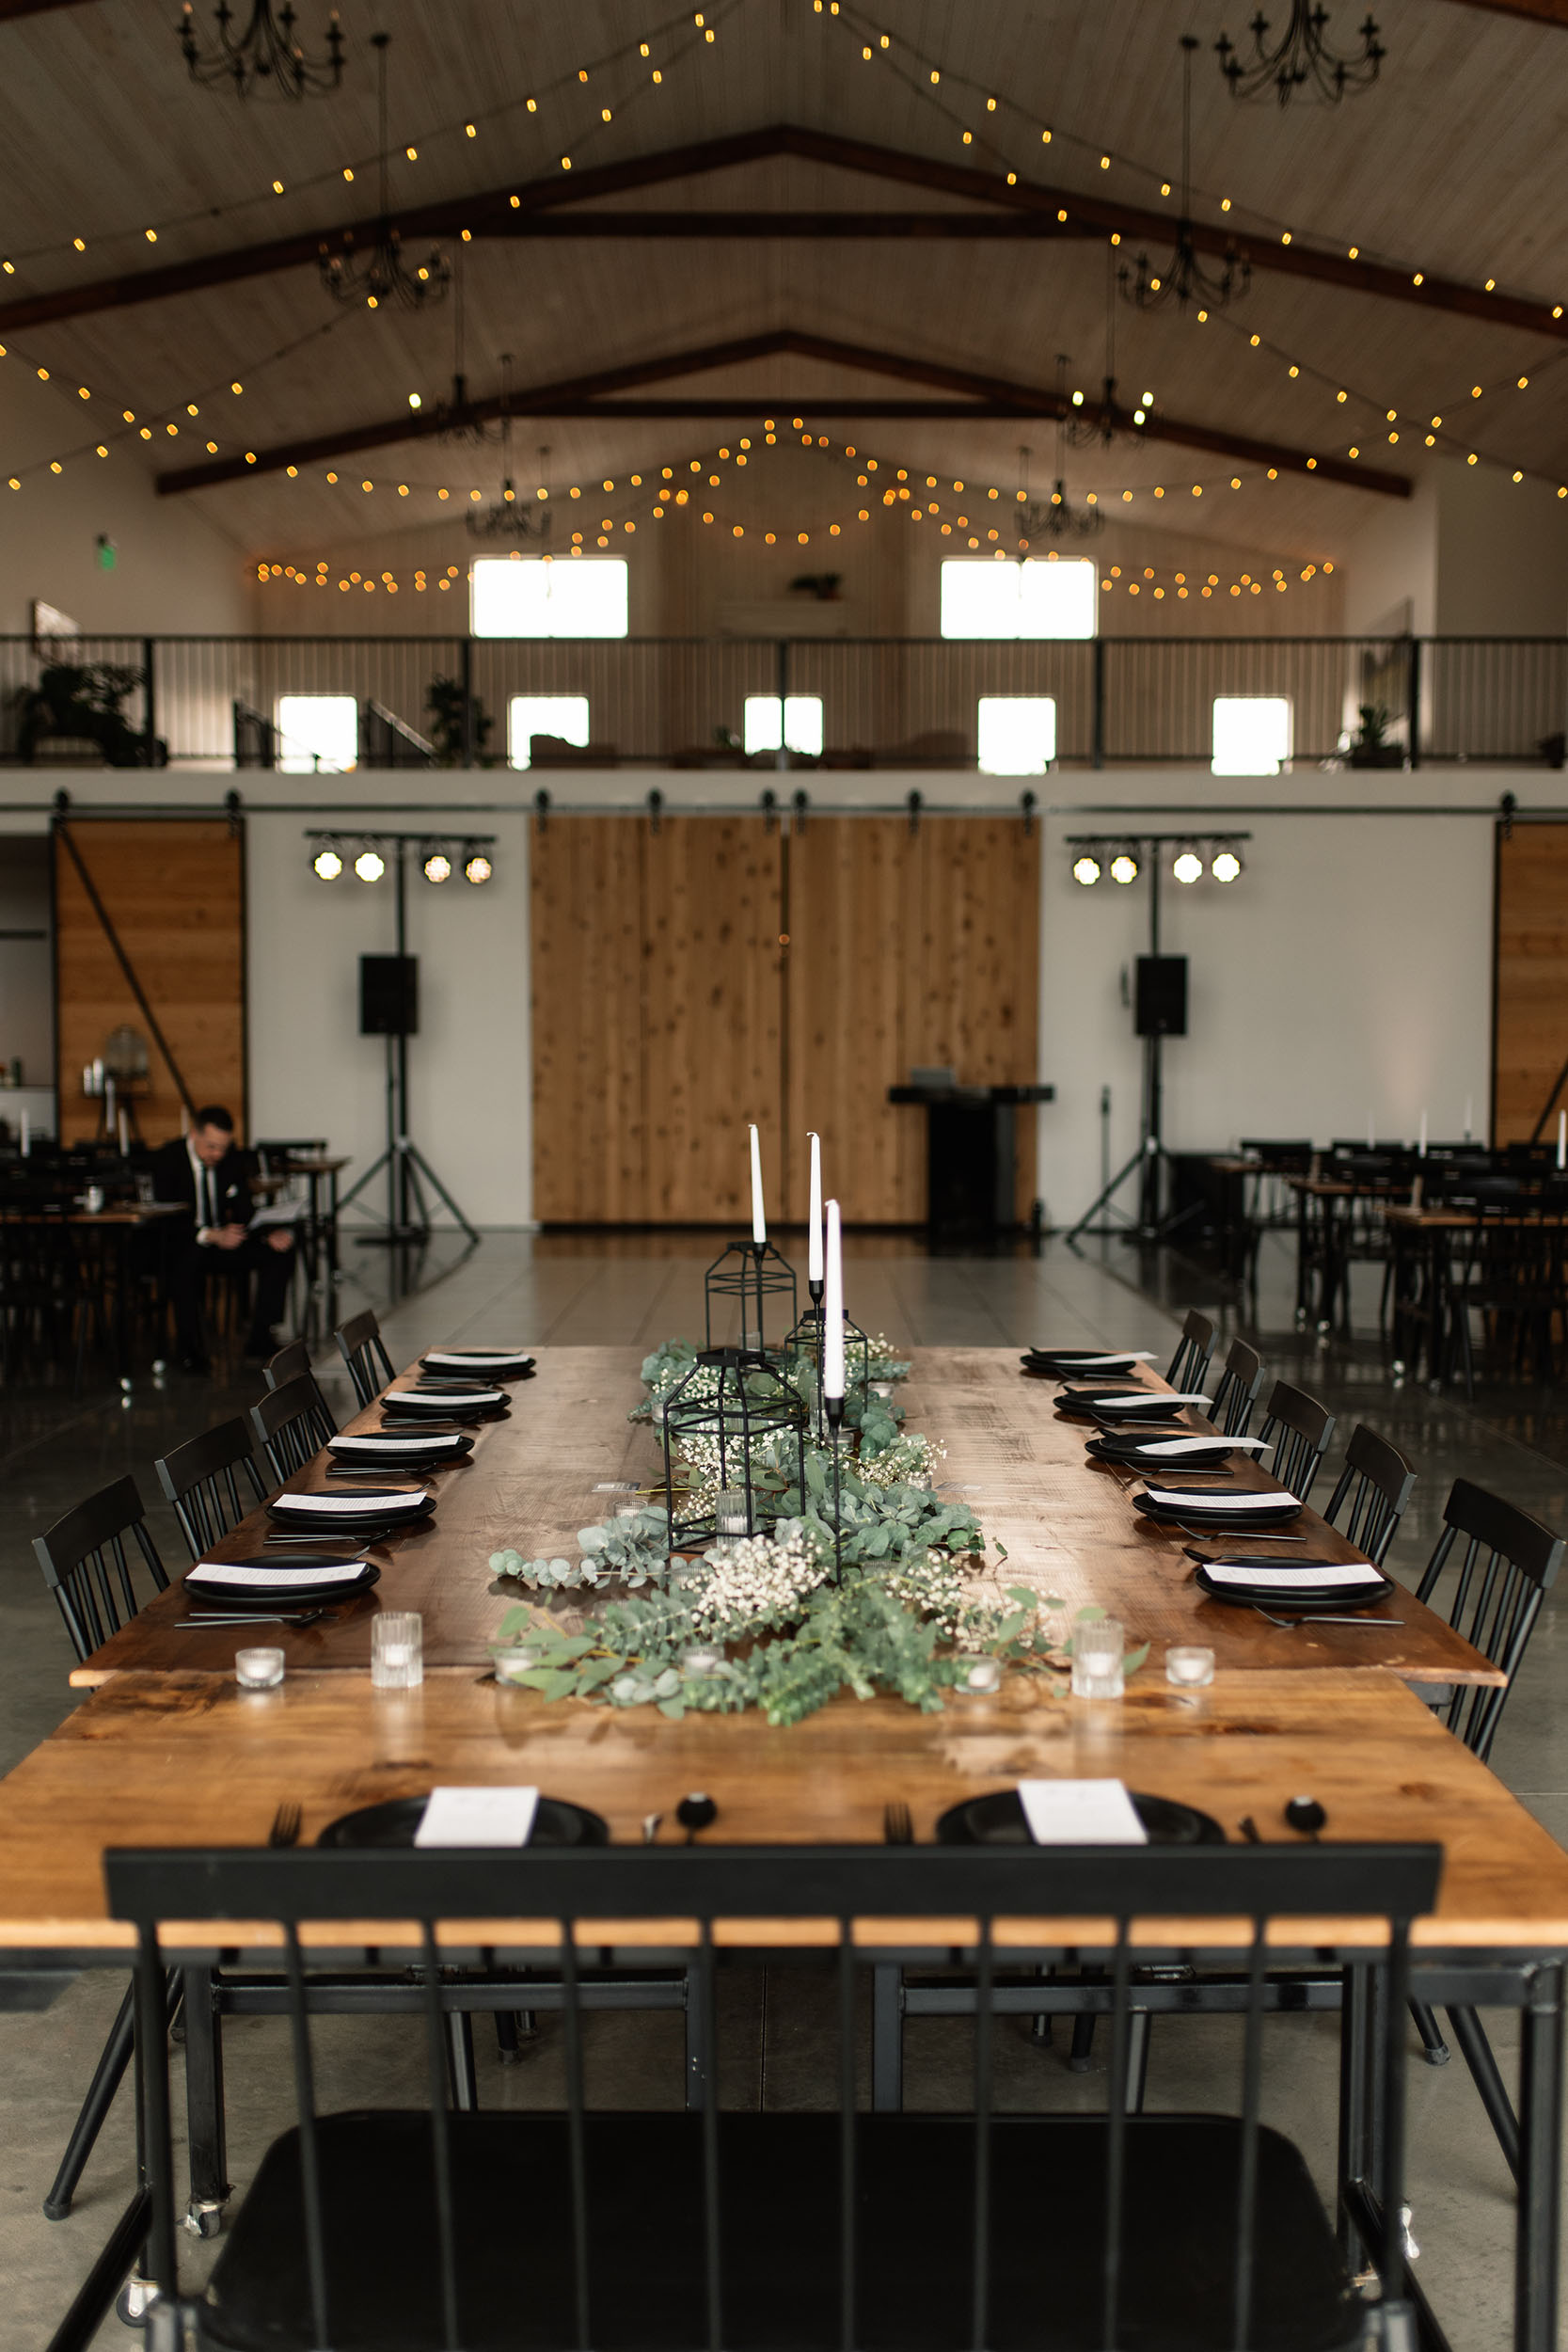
[1165,1645,1215,1689]
[235,1645,284,1689]
[372,1611,423,1690]
[1071,1616,1126,1699]
[715,1488,750,1536]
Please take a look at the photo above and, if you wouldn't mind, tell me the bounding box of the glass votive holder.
[715,1488,750,1537]
[372,1611,423,1691]
[681,1645,723,1679]
[235,1645,284,1690]
[959,1655,1002,1695]
[1165,1645,1215,1690]
[871,1380,895,1399]
[1070,1616,1126,1700]
[492,1645,538,1684]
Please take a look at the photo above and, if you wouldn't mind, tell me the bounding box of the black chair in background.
[1257,1379,1337,1503]
[109,1839,1438,2352]
[1165,1307,1214,1393]
[263,1336,316,1393]
[154,1419,273,1563]
[333,1307,396,1408]
[1405,1481,1565,2166]
[1322,1424,1418,1566]
[250,1372,336,1482]
[1211,1336,1266,1437]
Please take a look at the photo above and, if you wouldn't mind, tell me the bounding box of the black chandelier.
[320,35,451,313]
[1216,3,1385,104]
[1063,252,1123,452]
[178,0,344,98]
[1123,36,1249,317]
[1016,422,1101,547]
[467,358,551,543]
[432,255,496,446]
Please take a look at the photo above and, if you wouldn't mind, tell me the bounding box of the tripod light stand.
[320,832,482,1248]
[1066,832,1249,1245]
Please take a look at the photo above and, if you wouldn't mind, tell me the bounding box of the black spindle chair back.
[1257,1379,1337,1504]
[333,1308,397,1408]
[1211,1337,1265,1438]
[1322,1423,1418,1568]
[154,1418,273,1564]
[1417,1479,1564,1762]
[109,1840,1440,2352]
[1165,1308,1215,1394]
[250,1372,337,1483]
[33,1475,168,1663]
[264,1337,317,1394]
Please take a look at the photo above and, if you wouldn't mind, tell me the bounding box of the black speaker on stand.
[335,850,479,1249]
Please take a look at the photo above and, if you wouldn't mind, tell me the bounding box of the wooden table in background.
[71,1348,1497,1691]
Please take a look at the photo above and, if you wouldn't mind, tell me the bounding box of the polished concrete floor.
[0,1226,1563,2346]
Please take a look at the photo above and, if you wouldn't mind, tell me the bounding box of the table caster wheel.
[182,2197,224,2239]
[117,2274,156,2328]
[119,1375,134,1395]
[151,1358,167,1375]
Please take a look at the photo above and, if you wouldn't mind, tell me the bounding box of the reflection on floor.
[0,1225,1558,2345]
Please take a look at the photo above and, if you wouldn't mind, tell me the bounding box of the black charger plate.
[420,1353,535,1377]
[1087,1436,1234,1470]
[1195,1563,1396,1613]
[1022,1352,1145,1378]
[1136,1492,1302,1531]
[184,1563,380,1608]
[936,1788,1225,1846]
[317,1792,610,1847]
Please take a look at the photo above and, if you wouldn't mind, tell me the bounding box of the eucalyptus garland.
[486,1329,1146,1724]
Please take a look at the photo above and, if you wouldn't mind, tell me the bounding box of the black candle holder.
[823,1392,847,1584]
[784,1299,871,1438]
[661,1346,809,1552]
[703,1238,798,1358]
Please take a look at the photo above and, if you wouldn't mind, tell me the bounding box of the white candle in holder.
[1418,1110,1428,1157]
[749,1123,766,1245]
[19,1110,28,1156]
[1559,1111,1566,1172]
[807,1132,823,1285]
[1464,1097,1473,1142]
[823,1200,845,1399]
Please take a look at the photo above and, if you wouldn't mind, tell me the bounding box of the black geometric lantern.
[704,1239,798,1357]
[661,1348,809,1551]
[784,1301,871,1438]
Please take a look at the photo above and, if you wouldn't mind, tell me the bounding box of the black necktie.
[202,1164,215,1228]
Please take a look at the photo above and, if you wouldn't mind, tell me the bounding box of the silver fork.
[267,1801,302,1847]
[882,1800,914,1844]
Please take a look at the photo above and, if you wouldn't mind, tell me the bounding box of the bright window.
[277,693,356,772]
[744,695,824,756]
[1212,695,1291,775]
[941,558,1097,640]
[509,694,590,768]
[470,556,628,638]
[977,695,1057,774]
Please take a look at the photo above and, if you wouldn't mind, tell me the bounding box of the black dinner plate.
[1194,1564,1396,1613]
[381,1399,509,1426]
[316,1792,610,1848]
[184,1563,381,1608]
[1022,1351,1145,1378]
[1135,1492,1302,1530]
[1087,1436,1234,1470]
[420,1352,535,1376]
[936,1788,1226,1846]
[262,1509,436,1541]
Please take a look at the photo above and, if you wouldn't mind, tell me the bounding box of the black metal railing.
[0,633,1563,770]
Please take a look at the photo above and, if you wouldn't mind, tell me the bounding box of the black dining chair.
[109,1838,1438,2352]
[333,1307,397,1408]
[154,1418,274,1564]
[1321,1423,1418,1567]
[263,1336,318,1395]
[1210,1336,1266,1438]
[250,1371,337,1482]
[1256,1379,1337,1503]
[1164,1307,1215,1393]
[1401,1482,1565,2169]
[31,1479,184,2230]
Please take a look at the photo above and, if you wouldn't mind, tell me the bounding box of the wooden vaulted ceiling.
[2,0,1566,570]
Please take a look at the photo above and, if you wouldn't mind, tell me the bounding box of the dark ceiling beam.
[155,326,1409,499]
[0,0,97,15]
[1446,0,1568,20]
[4,121,1563,342]
[451,211,1102,239]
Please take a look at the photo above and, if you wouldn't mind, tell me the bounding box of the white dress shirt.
[188,1139,220,1243]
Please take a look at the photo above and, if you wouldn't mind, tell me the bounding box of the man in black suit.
[150,1104,296,1372]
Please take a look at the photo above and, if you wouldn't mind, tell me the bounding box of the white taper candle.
[807,1132,823,1284]
[823,1200,845,1399]
[1558,1110,1565,1171]
[19,1109,29,1155]
[1418,1110,1428,1157]
[748,1123,766,1245]
[1464,1097,1473,1142]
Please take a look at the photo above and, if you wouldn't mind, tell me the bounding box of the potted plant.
[425,675,495,766]
[1346,703,1403,769]
[788,571,843,603]
[16,661,164,767]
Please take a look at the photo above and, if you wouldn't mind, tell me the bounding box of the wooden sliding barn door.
[1494,818,1568,1142]
[530,811,1038,1224]
[54,818,245,1146]
[785,816,1040,1223]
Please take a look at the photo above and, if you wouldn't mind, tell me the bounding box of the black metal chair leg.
[1125,2010,1151,2113]
[1068,2011,1097,2072]
[445,2010,478,2111]
[494,2010,519,2062]
[1448,2004,1521,2182]
[1409,1995,1451,2065]
[43,1980,137,2220]
[871,1964,903,2111]
[181,1965,230,2233]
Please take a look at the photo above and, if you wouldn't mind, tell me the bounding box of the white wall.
[0,759,1549,1231]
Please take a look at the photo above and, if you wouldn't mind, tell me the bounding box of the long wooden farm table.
[70,1346,1498,1689]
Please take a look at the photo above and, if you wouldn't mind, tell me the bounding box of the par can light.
[1071,852,1101,886]
[1172,848,1203,885]
[1212,847,1243,882]
[311,844,342,881]
[1109,850,1139,885]
[463,849,493,885]
[422,850,452,884]
[354,847,386,882]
